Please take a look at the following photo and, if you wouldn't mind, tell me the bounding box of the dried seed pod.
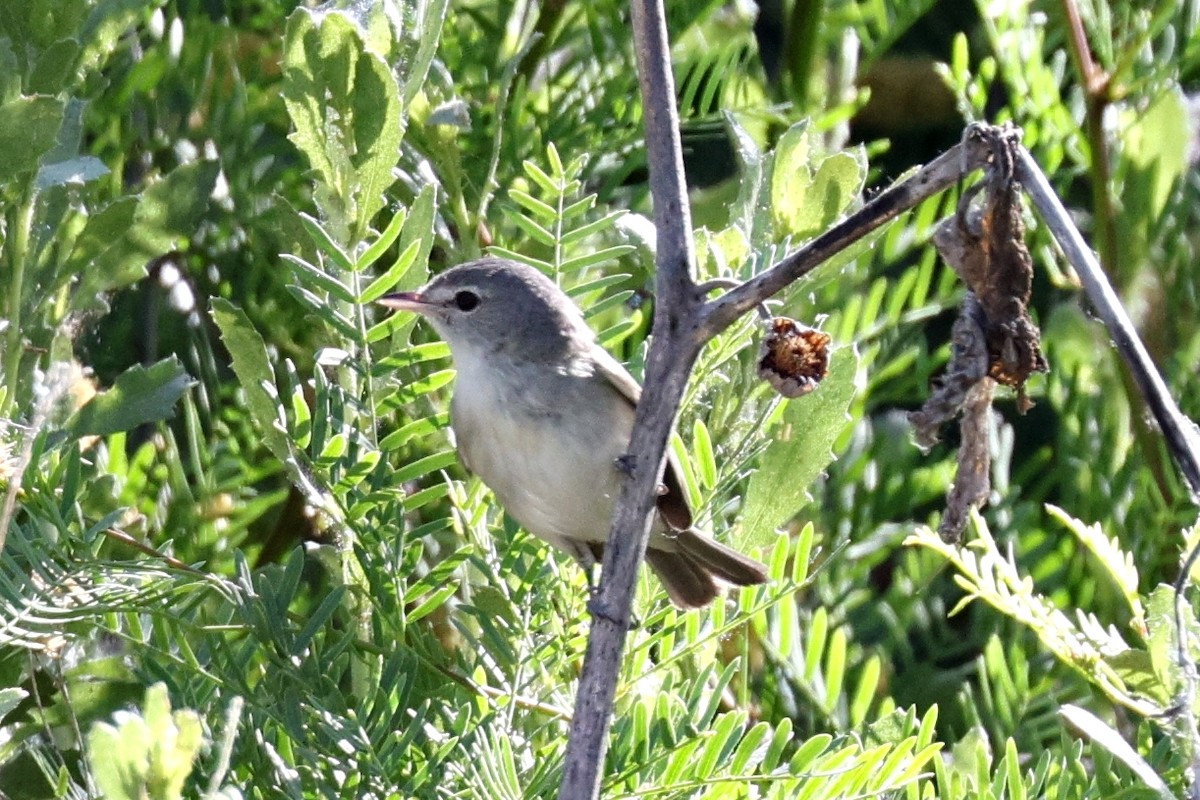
[757,317,831,398]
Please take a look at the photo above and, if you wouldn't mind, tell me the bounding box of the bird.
[379,257,768,608]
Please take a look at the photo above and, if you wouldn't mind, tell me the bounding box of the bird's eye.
[453,290,480,312]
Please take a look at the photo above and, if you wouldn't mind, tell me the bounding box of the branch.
[700,136,991,338]
[558,0,701,797]
[1014,147,1200,499]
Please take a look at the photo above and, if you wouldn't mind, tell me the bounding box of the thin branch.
[558,0,702,796]
[1014,146,1200,499]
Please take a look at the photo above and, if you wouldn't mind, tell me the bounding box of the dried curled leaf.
[938,379,995,542]
[757,317,831,398]
[935,123,1048,412]
[910,123,1049,541]
[908,294,990,450]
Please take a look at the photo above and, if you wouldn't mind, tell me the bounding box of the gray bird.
[379,257,768,608]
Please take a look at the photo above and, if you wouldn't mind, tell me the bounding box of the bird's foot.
[586,593,638,629]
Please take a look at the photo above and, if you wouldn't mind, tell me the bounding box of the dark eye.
[453,290,480,312]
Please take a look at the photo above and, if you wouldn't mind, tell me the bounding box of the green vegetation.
[1,0,1198,797]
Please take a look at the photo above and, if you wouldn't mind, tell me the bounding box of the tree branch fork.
[559,116,1200,798]
[557,4,1199,798]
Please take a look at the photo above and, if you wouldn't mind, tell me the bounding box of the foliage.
[1,0,1199,798]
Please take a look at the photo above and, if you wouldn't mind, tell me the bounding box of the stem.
[558,0,700,795]
[1014,146,1200,499]
[2,192,34,420]
[1058,0,1175,503]
[1059,0,1118,281]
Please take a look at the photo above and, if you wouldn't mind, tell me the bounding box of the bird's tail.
[646,530,768,609]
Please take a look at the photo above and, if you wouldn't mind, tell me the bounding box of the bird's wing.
[592,348,694,531]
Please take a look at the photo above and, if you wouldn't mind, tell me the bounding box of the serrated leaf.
[68,358,192,438]
[67,161,220,305]
[770,120,866,242]
[740,345,860,547]
[210,299,292,463]
[282,8,402,232]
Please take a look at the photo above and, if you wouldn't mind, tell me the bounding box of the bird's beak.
[377,291,433,314]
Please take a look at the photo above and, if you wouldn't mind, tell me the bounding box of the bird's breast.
[449,355,635,547]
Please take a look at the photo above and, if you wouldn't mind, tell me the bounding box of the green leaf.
[740,345,860,547]
[372,183,436,339]
[398,0,450,107]
[297,213,355,274]
[86,683,204,800]
[356,204,408,271]
[692,418,716,490]
[557,246,635,273]
[68,358,192,438]
[282,9,403,233]
[29,38,80,94]
[0,95,63,182]
[67,161,220,304]
[1059,705,1173,800]
[560,211,627,246]
[770,120,866,242]
[36,155,109,190]
[359,240,420,303]
[1123,86,1188,223]
[510,189,558,221]
[0,687,27,719]
[1143,583,1195,701]
[210,299,292,463]
[282,254,356,303]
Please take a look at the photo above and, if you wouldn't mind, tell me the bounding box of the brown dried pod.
[757,317,831,398]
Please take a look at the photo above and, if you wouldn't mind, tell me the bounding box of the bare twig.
[1022,144,1200,798]
[699,137,991,338]
[558,0,702,796]
[1014,147,1200,499]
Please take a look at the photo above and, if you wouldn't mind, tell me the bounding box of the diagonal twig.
[700,137,991,338]
[1014,147,1200,499]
